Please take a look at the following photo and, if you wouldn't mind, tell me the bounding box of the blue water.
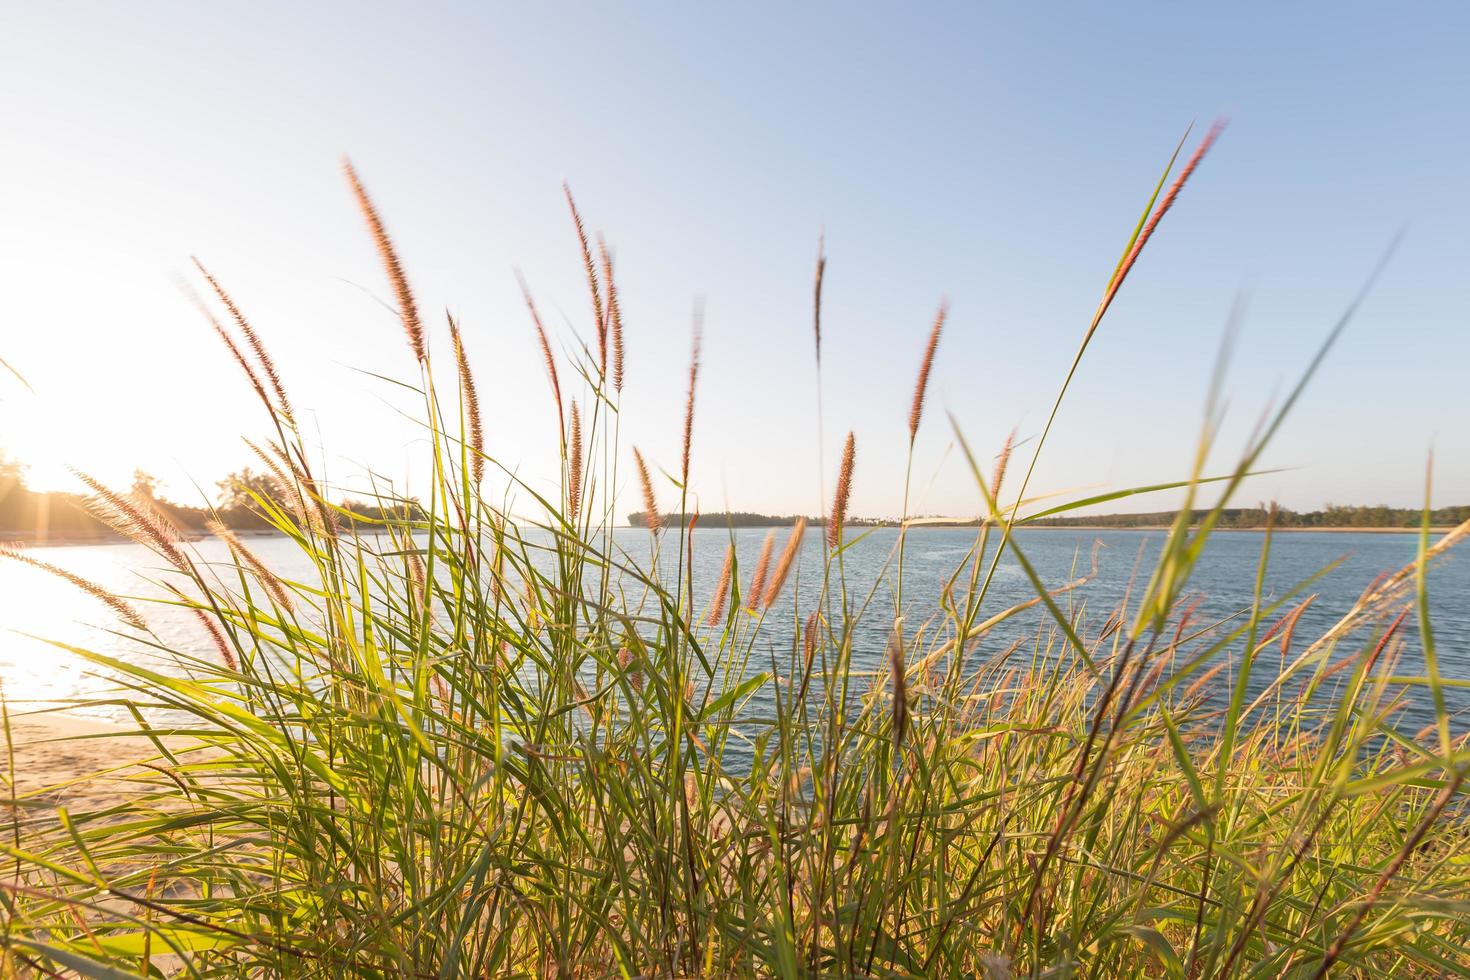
[2,528,1465,733]
[625,526,1469,735]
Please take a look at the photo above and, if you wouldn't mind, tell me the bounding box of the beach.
[6,711,180,813]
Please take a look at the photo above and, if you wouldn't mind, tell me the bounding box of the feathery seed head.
[803,609,820,674]
[448,314,485,485]
[682,311,703,486]
[208,520,295,612]
[813,235,826,365]
[516,272,566,443]
[72,469,189,570]
[563,182,607,375]
[598,235,625,393]
[747,531,775,609]
[909,300,948,441]
[990,429,1016,505]
[632,447,660,533]
[568,401,584,519]
[707,542,735,626]
[1087,120,1225,345]
[166,584,237,671]
[762,518,807,609]
[193,259,294,424]
[187,285,275,416]
[616,646,643,692]
[344,158,426,364]
[828,432,856,549]
[1,545,147,630]
[888,622,909,751]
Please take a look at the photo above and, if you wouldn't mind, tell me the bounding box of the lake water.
[3,528,1466,733]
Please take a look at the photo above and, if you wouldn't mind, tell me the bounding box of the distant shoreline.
[626,523,1456,534]
[3,524,1456,548]
[631,505,1467,535]
[1016,525,1456,534]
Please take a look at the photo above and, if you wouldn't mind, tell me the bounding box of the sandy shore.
[5,711,189,812]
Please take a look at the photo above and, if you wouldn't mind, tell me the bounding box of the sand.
[5,711,189,812]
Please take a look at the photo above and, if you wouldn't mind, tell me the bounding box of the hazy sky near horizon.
[1,3,1465,521]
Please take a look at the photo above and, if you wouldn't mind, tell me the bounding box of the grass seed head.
[598,234,626,393]
[0,545,147,630]
[448,314,485,485]
[762,518,806,609]
[343,158,426,364]
[747,531,775,609]
[888,622,909,752]
[568,401,584,519]
[682,313,702,486]
[563,182,607,375]
[828,432,856,549]
[707,542,735,626]
[909,300,948,442]
[632,447,660,533]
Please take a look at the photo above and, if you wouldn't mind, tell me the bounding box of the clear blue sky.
[2,2,1465,519]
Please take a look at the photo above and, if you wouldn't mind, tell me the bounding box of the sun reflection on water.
[0,541,216,721]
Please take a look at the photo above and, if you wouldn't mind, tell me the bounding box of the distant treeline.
[0,459,423,543]
[629,504,1470,531]
[1030,504,1470,529]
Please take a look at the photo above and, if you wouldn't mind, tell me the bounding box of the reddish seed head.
[448,315,485,486]
[1087,120,1226,345]
[828,432,856,549]
[616,646,643,692]
[813,236,826,364]
[909,301,948,442]
[763,518,807,609]
[1,546,147,630]
[990,429,1016,505]
[707,542,735,626]
[563,182,607,375]
[517,273,565,444]
[747,531,775,609]
[682,314,702,486]
[599,235,626,394]
[632,447,660,533]
[343,159,426,364]
[193,259,294,424]
[568,401,584,519]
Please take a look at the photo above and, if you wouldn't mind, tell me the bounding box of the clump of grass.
[4,124,1469,978]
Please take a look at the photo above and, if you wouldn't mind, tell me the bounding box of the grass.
[3,128,1469,978]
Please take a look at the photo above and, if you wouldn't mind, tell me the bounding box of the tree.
[216,468,280,512]
[131,469,161,503]
[0,454,25,486]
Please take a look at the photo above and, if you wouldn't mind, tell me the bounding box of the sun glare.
[3,392,132,494]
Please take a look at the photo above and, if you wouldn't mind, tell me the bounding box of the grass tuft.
[4,135,1468,978]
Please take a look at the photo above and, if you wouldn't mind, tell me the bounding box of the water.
[3,528,1466,733]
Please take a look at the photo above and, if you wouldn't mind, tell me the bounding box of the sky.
[1,2,1466,521]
